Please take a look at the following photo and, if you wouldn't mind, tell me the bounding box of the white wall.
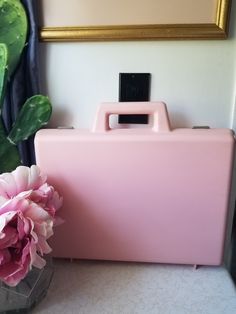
[39,1,236,131]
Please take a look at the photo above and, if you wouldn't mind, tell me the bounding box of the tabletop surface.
[33,259,236,314]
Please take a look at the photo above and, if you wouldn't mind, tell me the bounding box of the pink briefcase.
[34,102,235,266]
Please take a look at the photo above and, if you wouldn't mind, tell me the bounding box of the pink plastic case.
[35,102,235,266]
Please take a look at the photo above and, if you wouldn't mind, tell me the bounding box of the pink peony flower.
[0,166,62,286]
[0,165,62,222]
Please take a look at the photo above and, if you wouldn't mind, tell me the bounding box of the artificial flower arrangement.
[0,165,62,287]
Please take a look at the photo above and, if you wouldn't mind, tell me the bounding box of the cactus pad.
[0,0,27,76]
[8,95,52,144]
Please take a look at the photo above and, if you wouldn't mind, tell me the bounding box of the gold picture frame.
[40,0,231,42]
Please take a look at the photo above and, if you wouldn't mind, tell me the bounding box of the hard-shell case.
[35,102,235,266]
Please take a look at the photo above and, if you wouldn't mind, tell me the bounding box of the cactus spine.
[0,1,52,173]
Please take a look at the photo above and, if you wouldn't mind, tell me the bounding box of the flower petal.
[24,202,51,222]
[0,196,8,207]
[0,226,18,249]
[28,165,47,190]
[37,236,52,255]
[0,249,11,265]
[0,240,31,286]
[47,190,63,213]
[0,198,29,216]
[32,253,46,269]
[0,166,47,200]
[12,166,30,194]
[0,211,17,234]
[0,172,17,198]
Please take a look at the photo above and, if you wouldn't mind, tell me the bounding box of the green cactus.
[0,122,21,173]
[0,1,52,173]
[0,0,27,76]
[0,43,21,173]
[0,95,52,173]
[8,95,52,144]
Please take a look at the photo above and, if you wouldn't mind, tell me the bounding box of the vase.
[0,259,54,313]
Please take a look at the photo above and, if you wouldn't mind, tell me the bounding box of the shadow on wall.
[48,108,74,128]
[228,0,236,39]
[168,111,190,129]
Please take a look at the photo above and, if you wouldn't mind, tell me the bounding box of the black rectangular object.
[119,73,150,124]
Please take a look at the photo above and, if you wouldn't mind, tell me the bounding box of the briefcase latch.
[192,126,210,129]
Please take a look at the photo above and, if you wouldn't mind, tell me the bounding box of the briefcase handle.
[92,102,171,133]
